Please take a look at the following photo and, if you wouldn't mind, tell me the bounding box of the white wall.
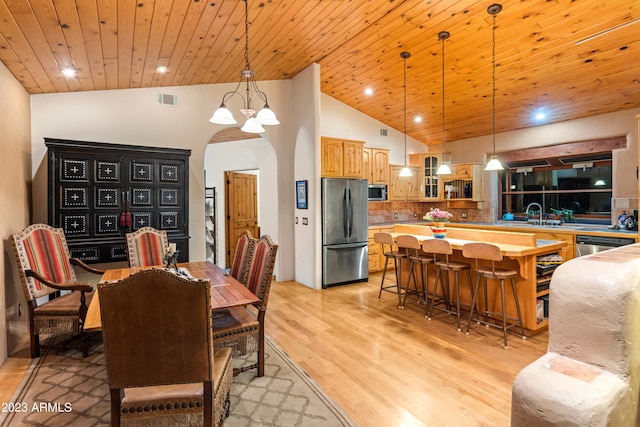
[0,61,31,362]
[293,64,321,288]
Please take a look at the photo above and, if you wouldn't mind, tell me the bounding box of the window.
[501,163,612,222]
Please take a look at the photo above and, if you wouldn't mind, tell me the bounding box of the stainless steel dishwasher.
[575,235,636,257]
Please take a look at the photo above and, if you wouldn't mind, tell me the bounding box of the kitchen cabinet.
[368,225,395,272]
[46,138,190,264]
[388,164,420,201]
[409,152,442,201]
[363,147,390,184]
[321,137,365,178]
[442,162,483,202]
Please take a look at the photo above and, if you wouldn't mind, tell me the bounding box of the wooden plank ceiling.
[0,0,639,146]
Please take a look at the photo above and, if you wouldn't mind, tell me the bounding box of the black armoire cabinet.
[46,138,190,264]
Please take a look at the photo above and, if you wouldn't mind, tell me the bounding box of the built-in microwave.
[368,184,387,201]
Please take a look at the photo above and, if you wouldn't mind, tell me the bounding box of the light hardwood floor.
[0,272,548,426]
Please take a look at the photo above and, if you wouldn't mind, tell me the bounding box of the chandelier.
[209,0,279,133]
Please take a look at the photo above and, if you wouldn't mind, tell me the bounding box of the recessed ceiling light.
[414,116,422,123]
[364,87,373,96]
[535,113,545,120]
[156,65,168,74]
[61,67,76,77]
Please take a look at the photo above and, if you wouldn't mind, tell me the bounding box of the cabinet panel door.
[362,148,373,183]
[388,165,407,200]
[371,149,389,184]
[321,138,343,177]
[343,141,364,177]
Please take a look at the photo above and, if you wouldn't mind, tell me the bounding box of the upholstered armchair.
[213,234,278,377]
[126,226,169,267]
[11,223,104,358]
[99,269,233,427]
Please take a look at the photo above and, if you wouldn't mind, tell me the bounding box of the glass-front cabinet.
[410,153,441,201]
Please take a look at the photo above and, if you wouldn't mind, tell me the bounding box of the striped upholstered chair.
[11,223,104,357]
[213,234,278,377]
[126,226,170,267]
[228,230,253,283]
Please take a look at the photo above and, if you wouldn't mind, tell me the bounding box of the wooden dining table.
[83,261,259,332]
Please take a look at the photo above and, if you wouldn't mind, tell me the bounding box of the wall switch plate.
[413,212,417,218]
[394,213,398,219]
[461,212,467,218]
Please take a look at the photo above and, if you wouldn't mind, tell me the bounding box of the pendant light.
[399,51,412,177]
[435,31,452,175]
[209,0,279,133]
[484,3,504,171]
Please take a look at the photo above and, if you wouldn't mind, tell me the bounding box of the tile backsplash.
[368,201,493,224]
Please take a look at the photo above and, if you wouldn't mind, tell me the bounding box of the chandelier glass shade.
[484,3,505,171]
[209,0,279,132]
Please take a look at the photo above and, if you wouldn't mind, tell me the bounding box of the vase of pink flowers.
[423,208,453,238]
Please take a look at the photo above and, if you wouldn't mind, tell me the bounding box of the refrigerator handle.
[342,188,348,238]
[348,187,353,238]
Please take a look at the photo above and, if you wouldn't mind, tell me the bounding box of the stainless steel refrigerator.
[322,178,368,288]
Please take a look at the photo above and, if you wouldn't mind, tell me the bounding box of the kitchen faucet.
[526,202,543,225]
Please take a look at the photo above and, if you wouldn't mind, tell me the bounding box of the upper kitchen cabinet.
[321,137,365,178]
[441,162,483,204]
[389,164,421,201]
[410,153,442,201]
[363,147,390,184]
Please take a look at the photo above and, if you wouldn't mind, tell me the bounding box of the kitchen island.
[392,223,568,335]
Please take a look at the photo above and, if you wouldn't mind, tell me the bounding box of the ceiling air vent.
[380,128,388,136]
[558,153,611,164]
[157,93,178,107]
[504,159,551,169]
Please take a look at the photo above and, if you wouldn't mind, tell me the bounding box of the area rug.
[0,337,355,427]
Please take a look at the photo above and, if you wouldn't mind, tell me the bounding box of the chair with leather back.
[99,269,233,427]
[213,234,278,377]
[11,223,104,358]
[126,226,170,267]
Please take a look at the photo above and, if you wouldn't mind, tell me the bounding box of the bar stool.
[395,235,431,308]
[424,239,474,332]
[463,242,526,349]
[374,232,407,308]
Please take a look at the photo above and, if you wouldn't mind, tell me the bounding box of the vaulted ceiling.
[1,0,639,145]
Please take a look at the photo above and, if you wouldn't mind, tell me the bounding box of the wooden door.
[225,171,259,266]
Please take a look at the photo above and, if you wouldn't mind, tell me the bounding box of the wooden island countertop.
[391,223,567,335]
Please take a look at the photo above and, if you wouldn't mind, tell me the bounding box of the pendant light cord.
[491,10,497,154]
[244,0,251,71]
[441,35,446,150]
[404,54,407,165]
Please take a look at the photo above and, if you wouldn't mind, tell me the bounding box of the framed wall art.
[296,180,308,209]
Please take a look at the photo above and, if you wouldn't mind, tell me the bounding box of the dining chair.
[11,223,104,358]
[228,230,253,284]
[125,226,170,267]
[463,242,525,349]
[99,269,233,427]
[374,232,407,308]
[395,235,430,308]
[213,234,278,377]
